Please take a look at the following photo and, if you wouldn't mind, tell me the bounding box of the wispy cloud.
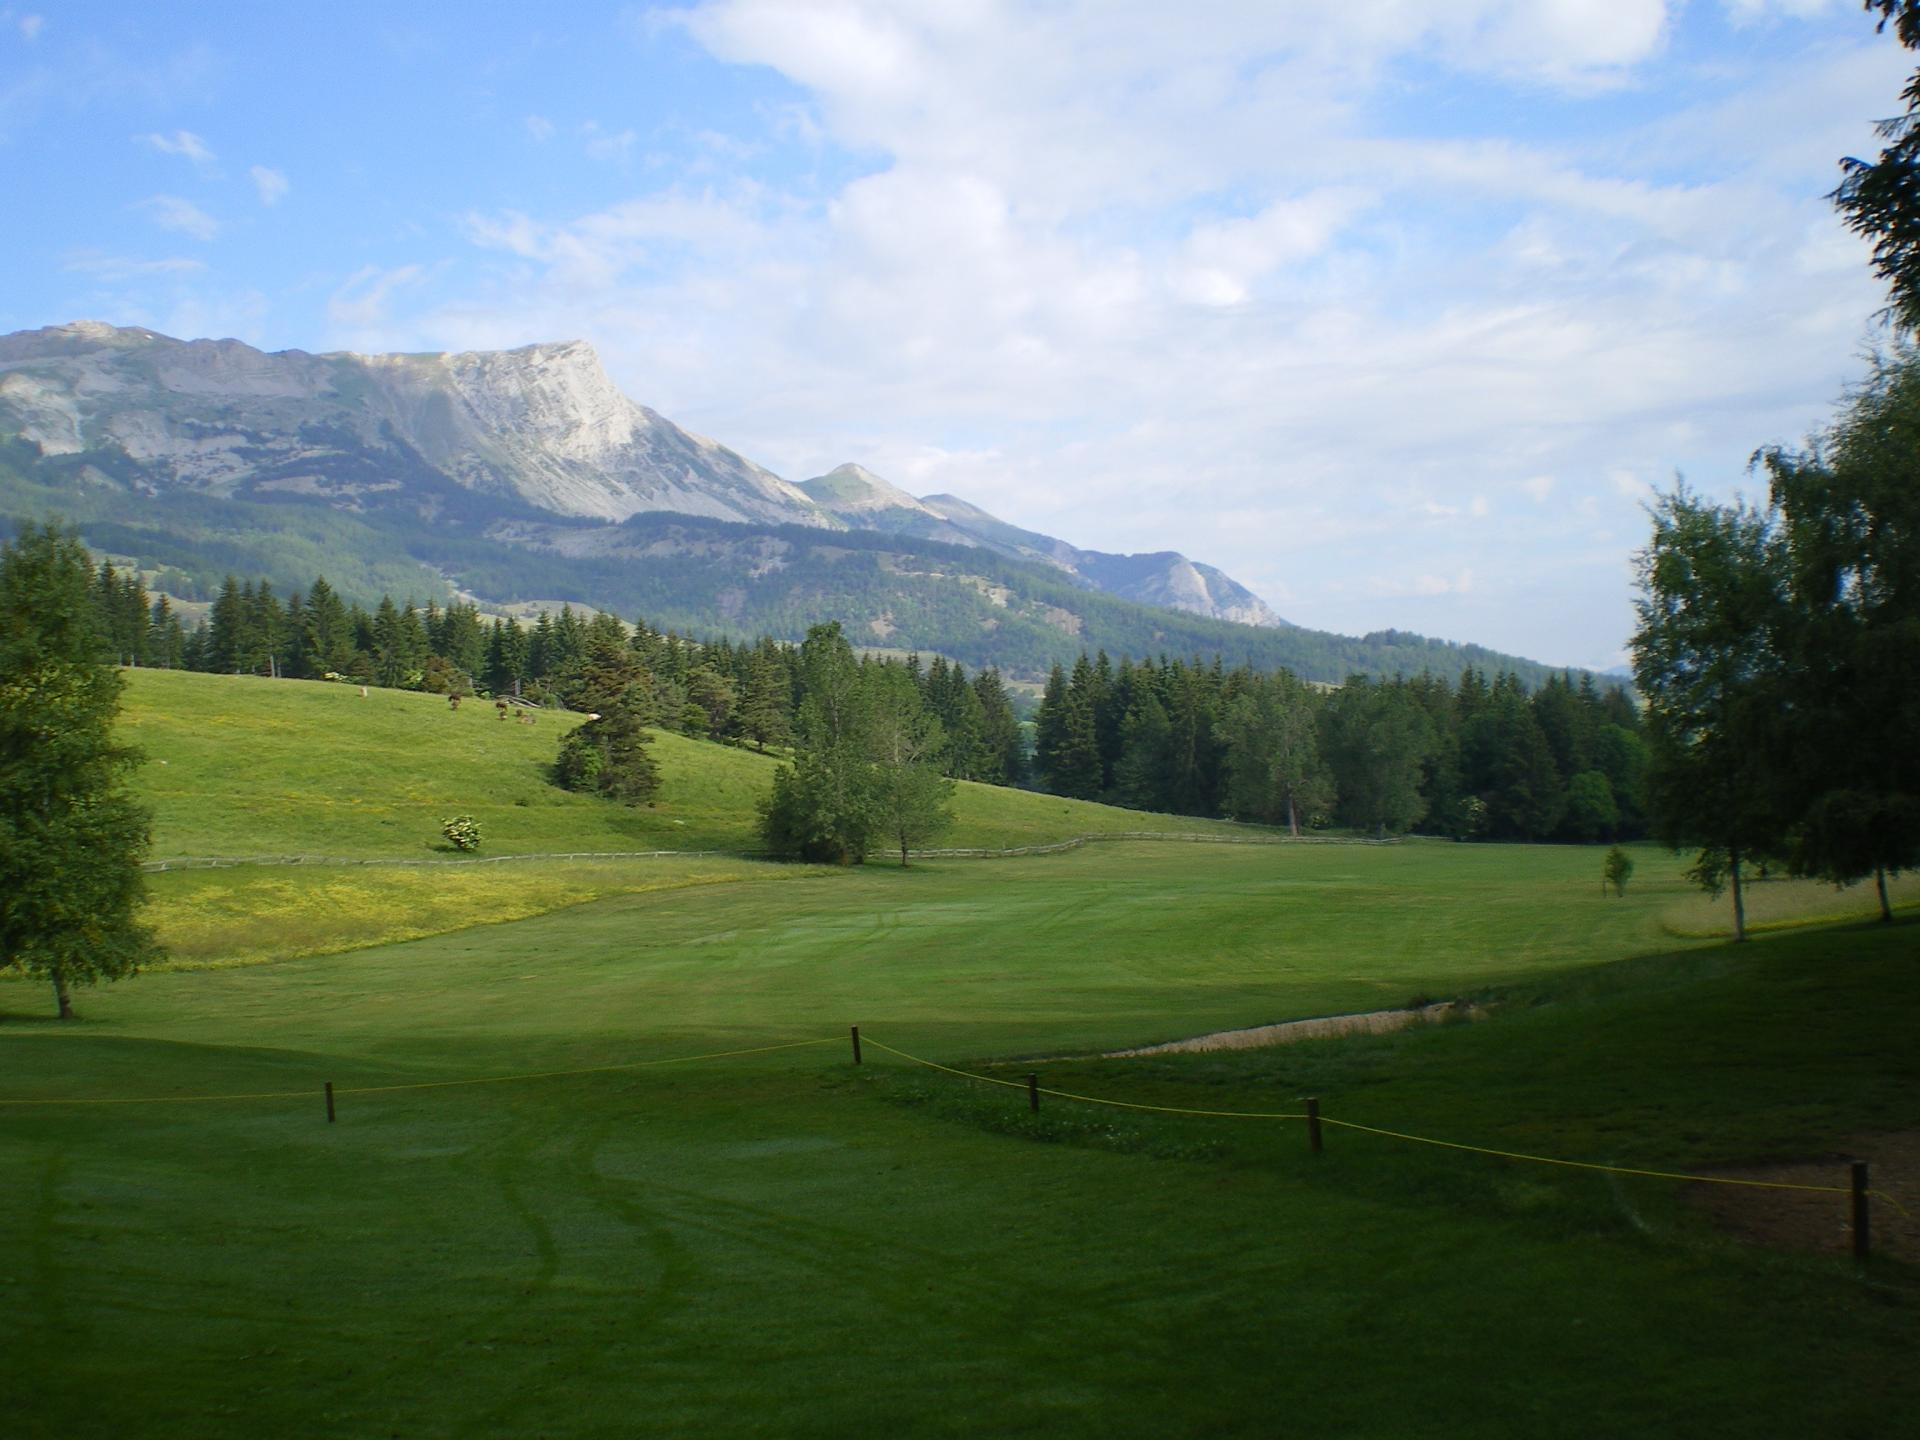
[526,114,556,142]
[138,129,216,168]
[18,13,43,42]
[63,250,208,282]
[136,194,220,241]
[249,164,288,206]
[329,263,429,340]
[580,120,639,163]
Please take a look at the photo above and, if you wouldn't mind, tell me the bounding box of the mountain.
[0,321,1580,687]
[0,320,830,528]
[802,464,1289,629]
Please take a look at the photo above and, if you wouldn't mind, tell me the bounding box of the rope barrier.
[861,1038,1308,1120]
[861,1035,1912,1216]
[3,1024,1906,1220]
[0,1036,841,1108]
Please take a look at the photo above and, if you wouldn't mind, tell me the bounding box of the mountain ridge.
[0,321,1583,686]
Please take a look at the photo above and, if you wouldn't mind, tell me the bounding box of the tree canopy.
[1836,2,1920,329]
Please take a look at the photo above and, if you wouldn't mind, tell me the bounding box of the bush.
[442,815,482,852]
[1603,845,1634,897]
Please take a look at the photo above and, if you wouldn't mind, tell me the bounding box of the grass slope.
[2,842,1914,1437]
[122,667,1250,859]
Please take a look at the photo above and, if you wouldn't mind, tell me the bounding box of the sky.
[0,1,1910,670]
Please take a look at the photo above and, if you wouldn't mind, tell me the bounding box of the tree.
[1603,846,1634,898]
[866,664,954,865]
[1221,672,1329,835]
[553,701,661,805]
[0,524,162,1018]
[1630,487,1790,942]
[1756,350,1920,918]
[735,645,793,752]
[1834,2,1920,330]
[1320,677,1434,837]
[759,623,882,863]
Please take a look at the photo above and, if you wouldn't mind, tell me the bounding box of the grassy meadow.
[2,668,1916,1437]
[121,668,1251,860]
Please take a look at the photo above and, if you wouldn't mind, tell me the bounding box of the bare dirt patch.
[1107,1002,1466,1057]
[1687,1130,1920,1264]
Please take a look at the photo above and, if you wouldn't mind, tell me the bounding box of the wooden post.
[1306,1097,1322,1155]
[324,1081,335,1124]
[1852,1161,1871,1262]
[850,1026,862,1065]
[1027,1073,1040,1113]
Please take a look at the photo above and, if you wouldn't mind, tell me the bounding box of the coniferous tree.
[0,524,162,1018]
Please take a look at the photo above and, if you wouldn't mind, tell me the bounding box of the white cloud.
[526,114,556,142]
[581,121,640,162]
[63,250,207,282]
[333,2,1900,667]
[18,13,43,41]
[136,194,219,241]
[138,129,216,167]
[249,165,289,206]
[328,264,430,343]
[1171,190,1370,307]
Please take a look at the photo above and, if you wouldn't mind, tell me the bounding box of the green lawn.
[4,840,1914,1438]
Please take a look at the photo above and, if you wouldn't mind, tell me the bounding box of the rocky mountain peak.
[799,462,943,518]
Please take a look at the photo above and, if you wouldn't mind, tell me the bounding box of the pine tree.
[0,524,162,1018]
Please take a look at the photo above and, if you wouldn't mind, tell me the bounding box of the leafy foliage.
[440,815,482,852]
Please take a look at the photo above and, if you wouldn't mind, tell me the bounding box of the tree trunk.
[1286,789,1300,838]
[1729,845,1747,944]
[899,838,910,868]
[51,964,75,1020]
[1876,865,1892,923]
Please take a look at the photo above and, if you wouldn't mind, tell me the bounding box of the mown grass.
[3,842,1914,1437]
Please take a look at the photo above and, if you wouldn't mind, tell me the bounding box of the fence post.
[1852,1160,1871,1262]
[850,1026,862,1065]
[1027,1073,1040,1114]
[1306,1097,1322,1155]
[324,1081,335,1124]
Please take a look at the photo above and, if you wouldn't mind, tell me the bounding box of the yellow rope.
[0,1036,841,1108]
[862,1038,1306,1120]
[862,1036,1912,1214]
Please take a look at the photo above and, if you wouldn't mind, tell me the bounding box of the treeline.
[1031,653,1647,842]
[90,560,1646,841]
[84,565,1026,787]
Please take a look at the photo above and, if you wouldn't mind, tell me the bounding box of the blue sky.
[0,1,1909,669]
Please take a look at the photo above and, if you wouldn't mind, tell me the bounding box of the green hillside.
[122,668,1253,860]
[119,667,1272,968]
